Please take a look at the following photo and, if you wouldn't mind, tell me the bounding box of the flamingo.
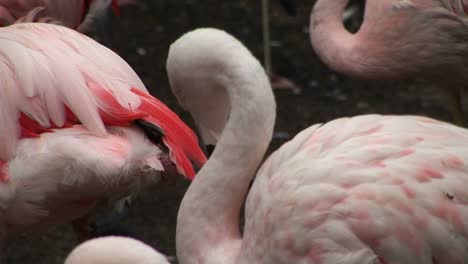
[0,0,120,33]
[309,0,468,125]
[64,236,170,264]
[167,28,468,264]
[0,22,206,248]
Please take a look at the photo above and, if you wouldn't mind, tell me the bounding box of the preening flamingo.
[309,0,468,125]
[0,0,120,33]
[0,22,206,248]
[65,236,170,264]
[168,28,468,264]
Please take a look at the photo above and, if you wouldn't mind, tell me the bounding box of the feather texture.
[0,23,206,236]
[244,115,468,263]
[0,22,206,177]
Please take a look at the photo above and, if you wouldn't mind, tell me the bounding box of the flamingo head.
[166,31,243,158]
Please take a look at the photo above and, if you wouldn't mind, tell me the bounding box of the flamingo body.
[242,114,468,263]
[0,23,206,242]
[168,28,468,264]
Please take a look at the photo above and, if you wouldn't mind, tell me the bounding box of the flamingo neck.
[310,0,366,77]
[172,30,276,264]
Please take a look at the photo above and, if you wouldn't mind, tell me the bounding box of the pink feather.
[0,23,207,240]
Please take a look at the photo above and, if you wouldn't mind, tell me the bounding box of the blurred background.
[3,0,456,263]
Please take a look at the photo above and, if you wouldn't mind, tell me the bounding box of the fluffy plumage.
[0,23,206,243]
[245,115,468,263]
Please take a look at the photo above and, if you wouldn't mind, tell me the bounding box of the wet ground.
[3,0,459,263]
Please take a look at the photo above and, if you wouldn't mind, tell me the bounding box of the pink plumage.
[168,28,468,264]
[243,115,468,263]
[0,22,206,242]
[309,0,468,124]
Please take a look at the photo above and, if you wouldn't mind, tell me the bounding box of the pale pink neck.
[176,46,276,264]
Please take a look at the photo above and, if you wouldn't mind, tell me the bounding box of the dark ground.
[3,0,460,263]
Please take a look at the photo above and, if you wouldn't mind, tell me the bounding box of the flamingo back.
[242,115,468,263]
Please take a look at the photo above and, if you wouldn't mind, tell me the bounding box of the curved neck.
[310,0,365,77]
[176,43,276,264]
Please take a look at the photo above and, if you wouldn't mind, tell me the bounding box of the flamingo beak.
[111,0,121,17]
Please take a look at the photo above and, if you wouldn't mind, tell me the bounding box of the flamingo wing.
[0,23,206,179]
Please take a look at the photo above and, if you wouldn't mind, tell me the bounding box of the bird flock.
[1,0,468,263]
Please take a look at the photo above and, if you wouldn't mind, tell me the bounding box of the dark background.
[3,0,457,263]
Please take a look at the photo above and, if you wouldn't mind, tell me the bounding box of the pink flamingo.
[65,236,170,264]
[167,28,468,264]
[0,22,206,248]
[309,0,468,125]
[0,0,120,33]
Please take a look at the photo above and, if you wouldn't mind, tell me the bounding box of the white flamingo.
[0,22,206,248]
[65,236,170,264]
[167,28,468,264]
